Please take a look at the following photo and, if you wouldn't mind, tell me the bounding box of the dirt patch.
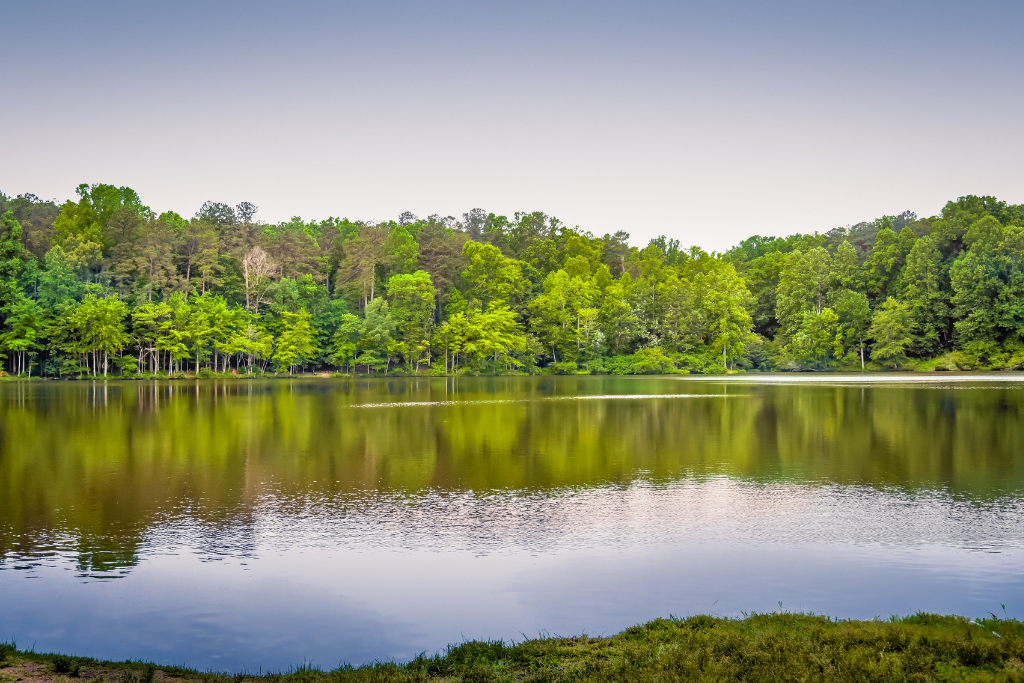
[0,660,195,683]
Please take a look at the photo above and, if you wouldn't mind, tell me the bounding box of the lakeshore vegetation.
[2,187,1024,378]
[2,613,1023,682]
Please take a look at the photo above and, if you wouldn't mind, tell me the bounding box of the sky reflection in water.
[1,375,1023,670]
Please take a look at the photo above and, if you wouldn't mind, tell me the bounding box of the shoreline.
[2,613,1022,682]
[4,368,1024,382]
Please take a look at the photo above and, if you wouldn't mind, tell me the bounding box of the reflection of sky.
[5,375,1024,668]
[2,1,1023,249]
[2,479,1023,669]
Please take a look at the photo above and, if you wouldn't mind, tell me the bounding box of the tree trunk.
[243,258,251,311]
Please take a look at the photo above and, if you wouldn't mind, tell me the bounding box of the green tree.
[339,225,386,307]
[864,224,916,301]
[387,271,437,370]
[0,211,27,280]
[949,217,1024,347]
[898,235,950,355]
[868,298,913,369]
[598,276,638,356]
[329,313,363,372]
[38,245,83,306]
[743,251,788,338]
[358,298,397,372]
[697,262,755,369]
[791,309,843,370]
[462,304,526,370]
[62,294,130,376]
[829,240,860,291]
[776,247,831,339]
[274,308,320,373]
[830,289,871,369]
[461,241,528,309]
[529,268,598,365]
[381,224,419,278]
[0,292,44,376]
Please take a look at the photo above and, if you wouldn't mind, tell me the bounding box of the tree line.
[0,184,1022,377]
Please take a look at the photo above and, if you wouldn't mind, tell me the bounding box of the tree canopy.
[1,186,1023,377]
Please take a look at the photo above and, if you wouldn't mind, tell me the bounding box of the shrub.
[52,655,80,676]
[0,640,15,665]
[118,664,154,683]
[631,348,675,374]
[116,355,139,377]
[549,361,578,375]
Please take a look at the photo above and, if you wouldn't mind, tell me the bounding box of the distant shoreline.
[4,370,1024,383]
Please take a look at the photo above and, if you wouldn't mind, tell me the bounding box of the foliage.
[869,298,913,369]
[2,185,1023,377]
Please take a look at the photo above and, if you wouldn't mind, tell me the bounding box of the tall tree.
[387,271,437,370]
[868,298,913,369]
[339,225,386,307]
[776,247,832,339]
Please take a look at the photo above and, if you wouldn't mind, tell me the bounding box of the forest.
[1,184,1023,378]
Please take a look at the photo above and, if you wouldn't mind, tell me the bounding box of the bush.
[52,655,80,676]
[116,355,139,377]
[118,664,154,683]
[672,350,725,374]
[549,361,578,375]
[913,353,959,372]
[630,348,675,374]
[588,355,632,375]
[196,368,216,379]
[952,340,1003,370]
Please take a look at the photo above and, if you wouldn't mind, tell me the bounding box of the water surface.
[2,375,1023,669]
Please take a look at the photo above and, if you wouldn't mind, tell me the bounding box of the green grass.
[3,613,1024,682]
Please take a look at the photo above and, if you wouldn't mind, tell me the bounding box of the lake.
[2,375,1023,670]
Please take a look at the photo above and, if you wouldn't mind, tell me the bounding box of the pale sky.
[2,0,1023,251]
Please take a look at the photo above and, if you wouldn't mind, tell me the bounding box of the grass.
[2,613,1024,682]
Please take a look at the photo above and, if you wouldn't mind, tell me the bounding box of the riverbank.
[2,613,1022,682]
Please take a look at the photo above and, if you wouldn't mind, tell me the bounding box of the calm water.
[2,375,1023,670]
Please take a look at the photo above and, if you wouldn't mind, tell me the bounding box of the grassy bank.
[3,613,1024,682]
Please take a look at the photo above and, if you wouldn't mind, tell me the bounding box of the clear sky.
[2,0,1022,251]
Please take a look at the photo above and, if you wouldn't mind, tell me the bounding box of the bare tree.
[242,245,277,314]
